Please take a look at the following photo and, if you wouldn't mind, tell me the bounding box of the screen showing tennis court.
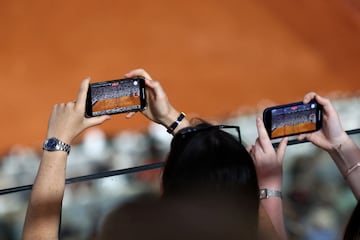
[90,79,142,116]
[270,103,317,138]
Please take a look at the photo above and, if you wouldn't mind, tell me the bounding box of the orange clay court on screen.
[268,104,318,139]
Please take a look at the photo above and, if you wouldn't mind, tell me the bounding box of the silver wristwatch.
[259,188,282,200]
[43,137,71,155]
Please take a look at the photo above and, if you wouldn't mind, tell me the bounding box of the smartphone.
[85,76,147,117]
[263,100,323,139]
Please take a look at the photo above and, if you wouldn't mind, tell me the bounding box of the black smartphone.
[263,100,323,139]
[85,76,147,117]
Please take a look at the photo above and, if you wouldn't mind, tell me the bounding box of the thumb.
[276,137,288,162]
[246,145,253,153]
[125,112,136,119]
[85,115,111,128]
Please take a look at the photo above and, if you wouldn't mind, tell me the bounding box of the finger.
[52,103,60,112]
[76,77,91,108]
[85,115,111,128]
[297,134,306,141]
[254,138,265,155]
[144,78,167,99]
[57,103,66,110]
[250,151,255,161]
[256,117,270,146]
[248,144,256,160]
[124,68,152,80]
[303,92,317,104]
[276,137,288,162]
[144,78,156,89]
[313,94,330,108]
[64,101,76,110]
[246,145,253,153]
[144,78,159,91]
[125,112,136,119]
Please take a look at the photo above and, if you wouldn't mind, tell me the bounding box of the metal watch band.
[259,188,282,200]
[43,137,71,155]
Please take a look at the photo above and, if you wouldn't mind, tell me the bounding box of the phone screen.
[263,100,322,139]
[85,77,146,117]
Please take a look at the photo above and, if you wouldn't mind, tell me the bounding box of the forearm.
[258,204,284,240]
[258,181,287,239]
[328,136,360,200]
[21,77,107,239]
[260,198,287,240]
[22,151,67,240]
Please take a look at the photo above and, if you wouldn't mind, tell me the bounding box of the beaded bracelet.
[345,162,360,178]
[167,112,186,134]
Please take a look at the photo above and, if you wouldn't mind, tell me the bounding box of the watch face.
[44,138,58,151]
[43,137,70,154]
[47,138,58,149]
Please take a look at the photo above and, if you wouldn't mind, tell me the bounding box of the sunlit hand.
[46,78,110,144]
[249,117,288,189]
[124,68,179,127]
[298,92,349,151]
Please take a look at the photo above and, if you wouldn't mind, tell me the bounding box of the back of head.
[162,123,258,197]
[161,122,259,229]
[97,122,261,239]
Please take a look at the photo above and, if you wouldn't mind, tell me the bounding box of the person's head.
[98,122,261,239]
[161,121,259,218]
[162,121,258,195]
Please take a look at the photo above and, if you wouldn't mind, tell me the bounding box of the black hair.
[161,122,259,225]
[343,201,360,240]
[98,122,262,239]
[162,122,258,194]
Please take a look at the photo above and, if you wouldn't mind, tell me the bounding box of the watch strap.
[259,188,282,200]
[167,112,186,134]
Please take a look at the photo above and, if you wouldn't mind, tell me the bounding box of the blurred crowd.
[0,95,359,240]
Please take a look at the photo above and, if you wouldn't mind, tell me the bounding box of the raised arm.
[124,68,190,134]
[299,92,360,200]
[249,117,288,240]
[22,78,110,240]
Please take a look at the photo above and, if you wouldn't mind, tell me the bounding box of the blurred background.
[0,0,360,239]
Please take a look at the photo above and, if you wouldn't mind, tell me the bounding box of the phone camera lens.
[133,80,138,86]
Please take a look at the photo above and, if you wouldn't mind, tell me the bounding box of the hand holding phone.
[263,100,323,139]
[85,76,147,117]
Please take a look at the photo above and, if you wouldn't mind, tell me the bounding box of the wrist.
[159,109,189,134]
[328,136,360,176]
[328,134,352,153]
[259,188,282,200]
[43,137,71,155]
[166,112,186,134]
[158,108,182,128]
[46,129,77,145]
[258,175,282,190]
[46,134,73,145]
